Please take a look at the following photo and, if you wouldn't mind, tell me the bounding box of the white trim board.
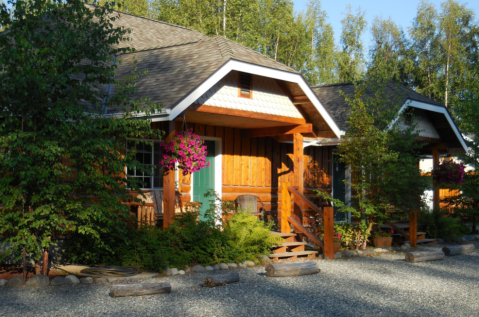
[167,59,342,138]
[388,100,468,152]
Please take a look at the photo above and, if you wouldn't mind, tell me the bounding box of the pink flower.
[178,150,183,156]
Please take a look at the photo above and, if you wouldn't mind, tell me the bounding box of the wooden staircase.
[380,221,436,245]
[269,232,318,260]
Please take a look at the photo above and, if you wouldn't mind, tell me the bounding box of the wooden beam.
[323,207,335,259]
[187,104,306,125]
[281,182,291,234]
[293,133,304,195]
[243,124,313,138]
[409,210,418,248]
[163,121,176,229]
[423,143,447,151]
[432,149,440,211]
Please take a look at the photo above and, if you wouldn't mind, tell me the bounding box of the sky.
[292,0,479,49]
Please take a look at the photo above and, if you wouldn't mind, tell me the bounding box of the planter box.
[373,237,392,247]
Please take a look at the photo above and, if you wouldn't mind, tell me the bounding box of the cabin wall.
[167,122,332,211]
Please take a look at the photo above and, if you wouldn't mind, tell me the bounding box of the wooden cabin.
[106,10,468,257]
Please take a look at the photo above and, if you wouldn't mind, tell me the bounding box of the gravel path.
[1,241,479,317]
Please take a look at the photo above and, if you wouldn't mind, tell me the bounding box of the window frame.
[238,72,253,99]
[125,138,163,190]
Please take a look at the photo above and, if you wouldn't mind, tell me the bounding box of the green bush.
[418,207,468,240]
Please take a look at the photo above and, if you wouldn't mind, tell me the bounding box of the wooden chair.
[234,195,265,218]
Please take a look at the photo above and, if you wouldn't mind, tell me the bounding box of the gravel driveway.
[1,241,479,317]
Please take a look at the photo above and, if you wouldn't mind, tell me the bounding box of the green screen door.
[193,140,215,221]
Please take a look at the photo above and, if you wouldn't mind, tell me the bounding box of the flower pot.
[373,237,393,247]
[333,242,341,252]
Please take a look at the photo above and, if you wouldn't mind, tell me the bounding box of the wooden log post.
[110,282,172,297]
[163,121,177,229]
[265,261,320,277]
[203,272,240,287]
[432,149,440,210]
[281,182,291,233]
[323,206,334,259]
[405,251,445,263]
[293,133,304,195]
[409,210,418,248]
[442,244,475,256]
[41,247,49,276]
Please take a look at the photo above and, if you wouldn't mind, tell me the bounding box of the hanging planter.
[159,129,209,175]
[432,160,465,186]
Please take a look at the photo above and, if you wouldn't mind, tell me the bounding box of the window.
[238,72,252,98]
[127,140,163,189]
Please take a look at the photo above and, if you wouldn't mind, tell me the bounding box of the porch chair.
[234,195,265,218]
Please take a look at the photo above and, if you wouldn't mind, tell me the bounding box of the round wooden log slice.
[265,261,320,277]
[442,244,475,256]
[405,251,445,263]
[110,282,171,297]
[203,272,240,287]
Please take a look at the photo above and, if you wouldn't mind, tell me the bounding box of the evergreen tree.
[338,5,366,82]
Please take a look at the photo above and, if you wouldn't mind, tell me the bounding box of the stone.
[228,263,238,268]
[334,252,343,258]
[192,265,206,273]
[171,268,179,275]
[436,238,444,244]
[7,276,25,287]
[65,275,80,285]
[343,250,357,257]
[205,266,214,271]
[51,276,72,286]
[184,267,192,273]
[26,275,49,287]
[80,277,93,284]
[165,268,173,276]
[464,235,476,241]
[374,248,388,253]
[213,264,220,270]
[94,278,108,284]
[257,255,270,263]
[400,243,411,251]
[178,270,185,275]
[245,261,255,267]
[219,263,229,270]
[0,279,7,286]
[238,262,247,268]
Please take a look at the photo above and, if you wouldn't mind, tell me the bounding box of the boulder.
[178,270,185,275]
[51,276,73,286]
[245,261,255,267]
[400,243,411,251]
[213,264,220,270]
[228,263,238,268]
[205,266,214,271]
[238,262,247,268]
[0,279,7,286]
[7,276,25,287]
[184,267,192,273]
[26,275,50,287]
[94,277,108,284]
[374,248,388,253]
[219,263,229,270]
[65,275,80,285]
[171,268,179,275]
[80,277,93,284]
[436,238,444,244]
[165,268,173,276]
[257,255,270,263]
[334,252,343,258]
[192,265,206,273]
[343,250,357,257]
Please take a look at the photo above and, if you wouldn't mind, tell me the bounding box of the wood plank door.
[193,140,216,221]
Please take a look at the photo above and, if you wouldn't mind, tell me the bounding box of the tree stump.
[265,261,320,277]
[110,282,171,297]
[203,272,240,287]
[405,251,445,263]
[442,244,475,256]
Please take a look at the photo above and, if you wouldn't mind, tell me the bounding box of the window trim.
[238,72,253,99]
[126,138,163,190]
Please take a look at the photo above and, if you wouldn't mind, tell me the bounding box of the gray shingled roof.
[105,10,298,114]
[311,81,445,131]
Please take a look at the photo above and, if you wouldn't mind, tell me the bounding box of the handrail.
[287,186,323,217]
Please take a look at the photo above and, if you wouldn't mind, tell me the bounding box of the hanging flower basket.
[159,129,209,175]
[432,160,465,186]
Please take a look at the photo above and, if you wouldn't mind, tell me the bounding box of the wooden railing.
[123,202,158,228]
[281,183,335,259]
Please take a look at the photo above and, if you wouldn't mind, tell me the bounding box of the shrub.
[418,207,468,240]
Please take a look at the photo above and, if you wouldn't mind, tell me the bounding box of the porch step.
[278,242,307,247]
[271,232,296,238]
[268,251,318,259]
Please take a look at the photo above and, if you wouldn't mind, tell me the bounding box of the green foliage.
[334,223,354,249]
[0,0,161,265]
[418,207,468,240]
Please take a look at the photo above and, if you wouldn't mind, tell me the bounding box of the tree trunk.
[110,283,171,297]
[442,244,475,256]
[444,41,451,107]
[223,0,227,36]
[405,251,445,263]
[265,261,320,277]
[203,272,240,287]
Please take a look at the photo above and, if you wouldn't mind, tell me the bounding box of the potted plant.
[372,231,393,247]
[159,129,209,175]
[432,160,465,186]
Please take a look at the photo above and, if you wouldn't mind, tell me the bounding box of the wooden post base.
[265,261,320,277]
[110,282,172,297]
[203,273,240,287]
[405,251,445,263]
[442,244,475,256]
